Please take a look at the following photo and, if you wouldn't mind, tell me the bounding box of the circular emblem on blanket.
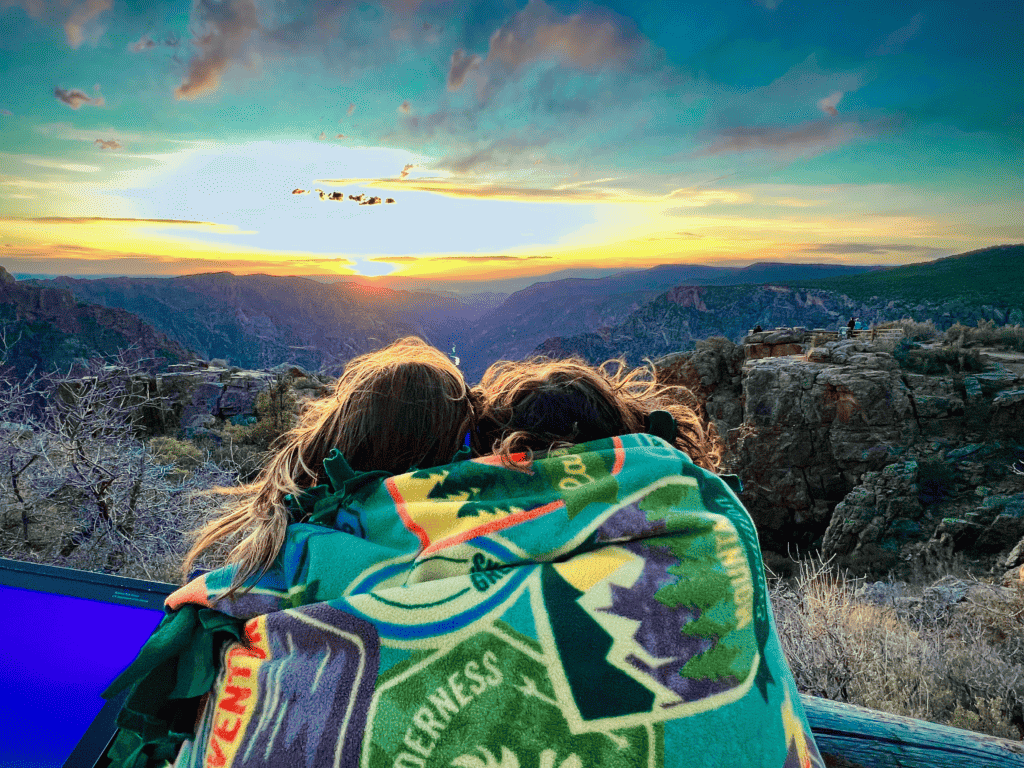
[340,538,532,645]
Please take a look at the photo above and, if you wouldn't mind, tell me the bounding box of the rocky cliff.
[656,336,1024,582]
[0,265,191,377]
[540,284,1017,368]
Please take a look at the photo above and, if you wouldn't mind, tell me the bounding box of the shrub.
[892,339,985,374]
[890,318,940,342]
[770,557,1024,739]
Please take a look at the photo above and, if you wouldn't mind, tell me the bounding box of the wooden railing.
[801,695,1024,767]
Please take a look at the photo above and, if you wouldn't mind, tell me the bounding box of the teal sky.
[1,0,1021,279]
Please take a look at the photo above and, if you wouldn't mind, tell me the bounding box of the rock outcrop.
[655,333,1024,577]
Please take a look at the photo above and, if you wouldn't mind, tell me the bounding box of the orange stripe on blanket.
[611,435,625,476]
[387,475,430,551]
[421,499,565,556]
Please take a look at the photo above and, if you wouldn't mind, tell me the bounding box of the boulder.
[822,460,924,560]
[733,357,914,549]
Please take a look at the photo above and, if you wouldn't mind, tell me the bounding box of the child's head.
[297,336,473,477]
[184,337,475,589]
[473,356,720,472]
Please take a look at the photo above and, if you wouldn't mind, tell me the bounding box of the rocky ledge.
[656,335,1024,582]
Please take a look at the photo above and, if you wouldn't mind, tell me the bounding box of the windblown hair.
[183,337,477,593]
[472,356,721,472]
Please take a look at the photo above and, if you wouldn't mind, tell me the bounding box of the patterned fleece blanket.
[104,433,824,768]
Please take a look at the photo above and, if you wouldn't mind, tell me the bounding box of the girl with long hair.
[472,355,722,471]
[181,336,477,595]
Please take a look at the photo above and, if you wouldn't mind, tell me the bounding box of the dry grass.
[770,556,1024,739]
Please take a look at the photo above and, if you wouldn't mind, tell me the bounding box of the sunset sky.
[0,0,1021,282]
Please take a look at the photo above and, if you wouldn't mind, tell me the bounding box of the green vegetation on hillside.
[800,245,1024,308]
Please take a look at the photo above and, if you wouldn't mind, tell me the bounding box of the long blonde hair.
[472,356,721,472]
[183,337,476,592]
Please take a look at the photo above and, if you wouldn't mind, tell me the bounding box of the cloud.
[0,216,212,225]
[336,133,345,139]
[434,132,555,175]
[691,118,883,157]
[54,87,105,110]
[798,242,946,256]
[399,163,414,179]
[874,12,925,56]
[398,100,411,114]
[347,103,356,116]
[486,0,641,73]
[22,156,100,172]
[1,109,12,116]
[370,254,553,263]
[752,0,781,8]
[817,91,843,117]
[292,188,308,194]
[64,0,111,48]
[35,123,147,144]
[316,176,639,203]
[94,138,122,150]
[447,48,483,91]
[174,0,260,101]
[385,198,395,204]
[319,131,326,140]
[129,34,157,52]
[663,189,753,211]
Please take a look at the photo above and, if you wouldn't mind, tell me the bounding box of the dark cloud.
[385,198,395,203]
[359,196,382,205]
[435,132,555,175]
[174,0,260,101]
[94,138,121,149]
[129,34,157,52]
[399,163,414,179]
[292,188,308,194]
[691,118,891,157]
[447,48,483,91]
[54,86,105,110]
[348,193,364,201]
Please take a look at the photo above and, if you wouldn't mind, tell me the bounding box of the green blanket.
[104,433,824,768]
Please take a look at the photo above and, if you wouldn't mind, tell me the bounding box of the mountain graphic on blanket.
[105,434,824,768]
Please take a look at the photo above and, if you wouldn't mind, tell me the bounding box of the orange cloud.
[94,138,121,149]
[817,91,843,116]
[347,103,356,115]
[399,163,414,179]
[398,100,411,114]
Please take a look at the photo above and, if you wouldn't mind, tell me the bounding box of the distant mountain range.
[537,245,1024,367]
[798,244,1024,306]
[0,266,190,378]
[5,247,1020,380]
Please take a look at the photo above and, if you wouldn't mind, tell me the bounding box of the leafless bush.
[0,354,241,582]
[771,555,1024,739]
